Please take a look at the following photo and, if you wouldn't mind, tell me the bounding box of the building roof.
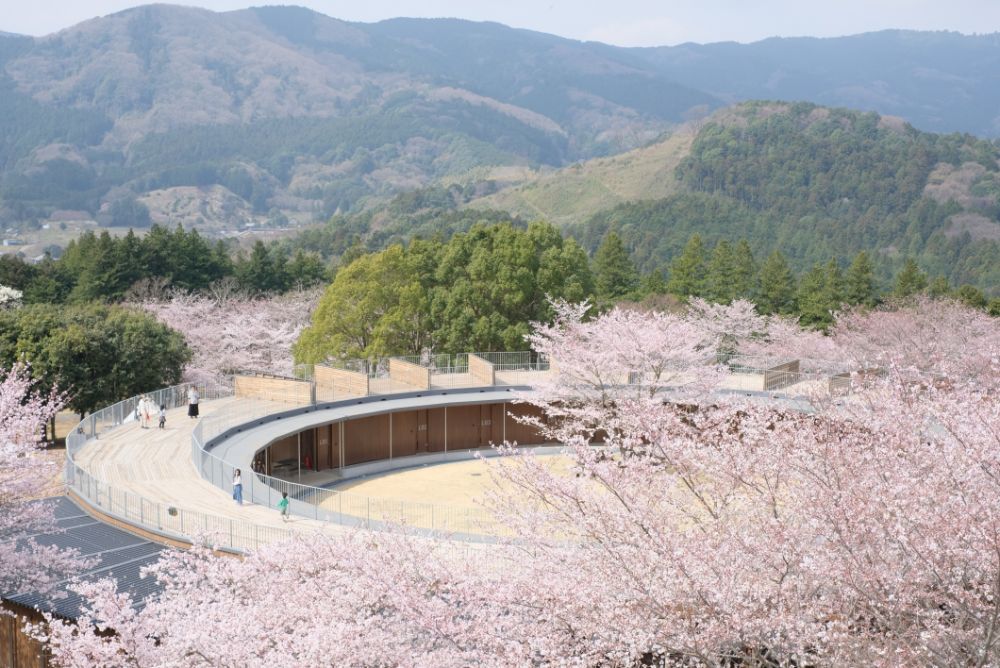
[2,496,166,620]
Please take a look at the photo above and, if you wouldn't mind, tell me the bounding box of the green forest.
[294,220,998,364]
[574,103,1000,292]
[0,225,327,304]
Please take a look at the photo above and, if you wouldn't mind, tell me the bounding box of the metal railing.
[190,402,510,537]
[473,351,549,371]
[63,381,304,553]
[65,351,864,553]
[66,456,297,552]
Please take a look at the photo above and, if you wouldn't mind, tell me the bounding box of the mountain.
[637,31,1000,138]
[0,5,714,228]
[472,102,1000,293]
[3,6,1000,234]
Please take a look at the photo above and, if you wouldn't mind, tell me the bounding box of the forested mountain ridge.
[0,5,713,226]
[637,30,1000,138]
[476,102,1000,292]
[5,5,1000,233]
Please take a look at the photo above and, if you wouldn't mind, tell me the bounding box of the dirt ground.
[335,455,574,508]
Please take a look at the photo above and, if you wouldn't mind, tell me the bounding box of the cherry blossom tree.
[740,296,999,380]
[136,289,320,385]
[40,533,586,667]
[484,300,1000,665]
[35,299,1000,666]
[0,364,87,599]
[0,284,23,310]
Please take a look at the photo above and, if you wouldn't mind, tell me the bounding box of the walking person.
[277,491,290,522]
[232,468,243,505]
[158,404,166,429]
[139,396,152,429]
[187,386,200,419]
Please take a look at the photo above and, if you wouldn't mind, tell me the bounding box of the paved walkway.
[69,369,836,551]
[72,397,350,540]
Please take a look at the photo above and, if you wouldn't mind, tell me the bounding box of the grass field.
[469,125,696,226]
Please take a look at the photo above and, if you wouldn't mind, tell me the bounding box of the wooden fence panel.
[315,365,368,399]
[389,359,431,390]
[234,375,312,404]
[468,354,495,386]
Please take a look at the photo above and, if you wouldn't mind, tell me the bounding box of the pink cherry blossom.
[136,289,320,383]
[36,298,1000,666]
[0,364,89,600]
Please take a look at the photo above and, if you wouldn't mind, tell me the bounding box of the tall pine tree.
[797,263,829,328]
[667,234,707,298]
[732,239,758,301]
[894,258,928,298]
[844,251,877,306]
[592,231,639,300]
[757,250,797,314]
[705,240,737,304]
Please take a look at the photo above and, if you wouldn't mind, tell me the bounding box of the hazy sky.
[5,0,1000,46]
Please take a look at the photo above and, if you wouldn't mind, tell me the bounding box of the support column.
[297,432,301,484]
[503,401,507,443]
[444,406,448,452]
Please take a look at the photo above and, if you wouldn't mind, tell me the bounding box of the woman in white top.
[187,386,200,419]
[232,468,243,505]
[140,396,153,429]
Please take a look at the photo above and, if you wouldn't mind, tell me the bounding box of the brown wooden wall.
[266,434,297,475]
[427,407,447,452]
[0,603,48,668]
[505,402,546,445]
[391,410,419,458]
[262,401,553,474]
[343,414,391,466]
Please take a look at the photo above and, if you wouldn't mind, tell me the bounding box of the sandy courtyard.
[334,455,574,508]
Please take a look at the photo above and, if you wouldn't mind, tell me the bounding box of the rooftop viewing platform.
[64,351,858,553]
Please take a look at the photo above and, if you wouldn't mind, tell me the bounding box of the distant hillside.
[4,6,1000,234]
[0,5,714,228]
[477,102,1000,293]
[472,126,694,225]
[637,31,1000,138]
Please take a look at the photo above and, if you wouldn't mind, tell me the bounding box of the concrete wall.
[314,365,369,400]
[234,375,313,404]
[388,359,430,390]
[468,354,495,386]
[763,360,800,391]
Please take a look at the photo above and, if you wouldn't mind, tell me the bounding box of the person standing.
[187,386,200,419]
[232,468,243,505]
[140,396,152,429]
[277,491,289,522]
[158,404,166,429]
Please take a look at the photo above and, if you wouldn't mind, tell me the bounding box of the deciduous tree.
[0,364,88,598]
